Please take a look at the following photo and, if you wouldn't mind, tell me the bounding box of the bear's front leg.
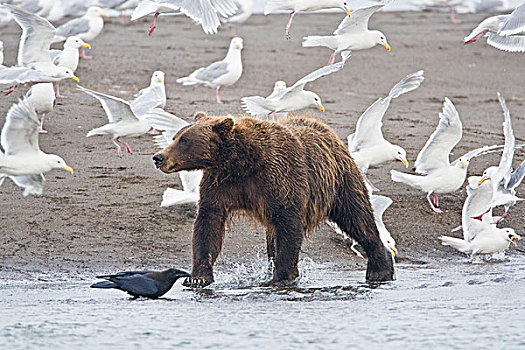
[183,205,227,288]
[262,212,304,287]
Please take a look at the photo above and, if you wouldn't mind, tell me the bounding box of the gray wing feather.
[20,0,42,13]
[131,86,165,116]
[77,86,139,123]
[486,33,525,52]
[452,144,504,166]
[55,17,91,37]
[146,108,188,132]
[194,61,229,82]
[334,4,384,35]
[498,2,525,36]
[9,174,44,196]
[0,66,55,84]
[4,5,55,66]
[49,49,62,64]
[0,98,40,155]
[506,159,525,190]
[493,93,515,190]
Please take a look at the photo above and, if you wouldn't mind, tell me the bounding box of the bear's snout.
[152,153,166,168]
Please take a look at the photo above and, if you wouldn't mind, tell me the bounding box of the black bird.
[90,268,191,299]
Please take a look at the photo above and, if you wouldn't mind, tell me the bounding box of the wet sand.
[0,11,524,281]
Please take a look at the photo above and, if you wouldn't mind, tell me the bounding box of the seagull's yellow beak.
[71,75,80,83]
[510,234,521,246]
[318,104,325,112]
[401,158,409,168]
[345,7,353,17]
[64,166,74,174]
[390,247,398,256]
[82,43,91,49]
[383,42,391,51]
[477,176,487,186]
[101,13,109,18]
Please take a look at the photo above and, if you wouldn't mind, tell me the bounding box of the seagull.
[464,2,525,52]
[147,109,204,207]
[0,98,73,196]
[49,36,91,98]
[476,93,525,223]
[131,0,238,35]
[264,0,353,40]
[25,83,55,133]
[390,98,467,213]
[51,6,108,59]
[91,268,190,299]
[79,86,158,157]
[302,2,391,65]
[177,37,243,104]
[439,177,521,259]
[0,5,79,95]
[131,71,166,117]
[221,0,254,37]
[19,0,54,17]
[348,70,424,191]
[241,52,350,118]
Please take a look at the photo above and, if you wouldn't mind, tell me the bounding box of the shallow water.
[1,257,524,349]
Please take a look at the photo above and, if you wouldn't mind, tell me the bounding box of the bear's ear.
[194,112,207,121]
[212,117,234,136]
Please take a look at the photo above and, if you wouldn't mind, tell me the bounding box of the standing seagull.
[439,177,521,259]
[264,0,352,40]
[50,36,91,98]
[25,83,55,133]
[241,53,350,117]
[390,98,468,213]
[177,37,243,104]
[464,2,525,52]
[51,6,108,59]
[79,86,154,157]
[0,5,79,94]
[302,2,391,65]
[91,268,190,299]
[476,93,525,223]
[348,70,424,190]
[131,71,166,116]
[131,0,238,35]
[0,98,73,196]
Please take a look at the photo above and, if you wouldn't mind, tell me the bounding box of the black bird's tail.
[90,281,118,289]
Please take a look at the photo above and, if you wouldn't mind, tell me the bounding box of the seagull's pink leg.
[39,115,48,134]
[362,173,380,192]
[112,139,123,158]
[79,46,93,60]
[494,211,508,225]
[54,82,67,99]
[285,11,295,40]
[4,85,17,96]
[116,138,133,154]
[229,24,236,38]
[464,30,488,44]
[148,12,159,36]
[433,193,439,207]
[216,87,223,104]
[147,128,160,135]
[472,207,491,221]
[449,8,461,24]
[327,51,338,65]
[427,192,443,213]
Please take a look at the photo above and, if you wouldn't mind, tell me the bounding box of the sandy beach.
[0,11,524,281]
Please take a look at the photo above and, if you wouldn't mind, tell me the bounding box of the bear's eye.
[179,136,187,144]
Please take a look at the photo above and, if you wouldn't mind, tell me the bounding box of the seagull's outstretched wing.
[487,33,525,53]
[9,174,44,196]
[414,98,462,174]
[349,70,424,151]
[3,5,55,66]
[131,85,165,116]
[147,108,189,148]
[492,93,515,191]
[463,177,494,241]
[78,86,139,123]
[0,98,40,155]
[0,66,55,84]
[498,2,525,36]
[334,4,385,35]
[506,159,525,190]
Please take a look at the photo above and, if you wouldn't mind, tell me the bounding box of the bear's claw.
[183,277,213,288]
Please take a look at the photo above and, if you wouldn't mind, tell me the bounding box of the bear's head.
[153,112,234,174]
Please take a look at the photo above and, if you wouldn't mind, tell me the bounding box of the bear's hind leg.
[184,204,227,288]
[262,211,303,287]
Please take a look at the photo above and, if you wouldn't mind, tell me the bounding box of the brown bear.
[153,113,394,287]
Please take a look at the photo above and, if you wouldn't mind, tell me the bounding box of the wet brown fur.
[155,113,394,286]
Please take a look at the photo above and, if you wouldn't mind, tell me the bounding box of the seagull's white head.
[455,157,470,170]
[305,91,325,112]
[339,1,353,17]
[273,81,286,93]
[371,30,391,51]
[64,36,91,50]
[151,71,165,84]
[478,166,498,185]
[230,37,243,51]
[380,230,398,257]
[87,6,108,18]
[54,66,80,83]
[392,145,408,168]
[46,154,74,174]
[501,228,521,247]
